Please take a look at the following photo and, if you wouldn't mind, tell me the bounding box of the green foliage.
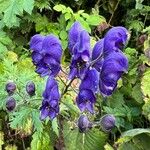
[1,0,34,27]
[64,124,107,150]
[0,0,150,149]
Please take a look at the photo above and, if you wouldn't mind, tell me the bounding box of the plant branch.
[108,0,120,25]
[61,78,75,97]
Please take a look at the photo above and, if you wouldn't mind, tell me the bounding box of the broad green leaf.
[64,124,107,150]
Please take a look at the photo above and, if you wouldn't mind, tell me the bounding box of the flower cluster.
[30,34,62,120]
[30,21,129,119]
[69,22,129,112]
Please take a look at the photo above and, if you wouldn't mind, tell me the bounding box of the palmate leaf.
[2,0,34,27]
[63,123,107,150]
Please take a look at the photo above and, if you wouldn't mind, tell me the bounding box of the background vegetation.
[0,0,150,149]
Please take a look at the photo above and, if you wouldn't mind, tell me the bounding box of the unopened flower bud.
[26,81,35,96]
[6,97,16,111]
[100,114,116,132]
[5,81,16,95]
[77,115,92,133]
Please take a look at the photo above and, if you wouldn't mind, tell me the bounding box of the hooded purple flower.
[30,34,62,77]
[40,77,60,120]
[68,21,83,54]
[104,27,129,56]
[76,68,99,113]
[68,28,91,79]
[99,51,128,96]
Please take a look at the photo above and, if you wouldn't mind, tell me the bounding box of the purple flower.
[104,27,129,56]
[78,115,92,133]
[80,68,99,93]
[68,21,83,54]
[76,89,96,113]
[99,51,128,96]
[30,34,62,77]
[91,39,104,72]
[100,114,116,132]
[76,68,99,113]
[40,77,60,120]
[68,27,91,79]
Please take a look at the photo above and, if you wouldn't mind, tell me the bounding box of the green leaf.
[53,4,66,12]
[3,0,34,27]
[32,110,43,133]
[22,0,34,14]
[52,118,59,136]
[31,131,54,150]
[141,69,150,97]
[59,30,67,40]
[86,15,106,26]
[122,128,150,137]
[131,84,143,104]
[64,124,107,150]
[65,13,71,21]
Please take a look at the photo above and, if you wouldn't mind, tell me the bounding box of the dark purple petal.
[30,34,44,52]
[80,68,99,93]
[43,77,59,99]
[32,52,43,64]
[76,89,96,113]
[103,51,128,73]
[42,34,62,62]
[92,39,104,60]
[40,107,49,120]
[68,57,88,79]
[104,27,128,55]
[49,109,57,120]
[68,21,83,54]
[73,30,90,61]
[99,77,117,96]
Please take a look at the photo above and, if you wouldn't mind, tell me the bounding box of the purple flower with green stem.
[40,77,60,120]
[30,34,62,77]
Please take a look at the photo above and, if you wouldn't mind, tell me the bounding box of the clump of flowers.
[29,21,129,124]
